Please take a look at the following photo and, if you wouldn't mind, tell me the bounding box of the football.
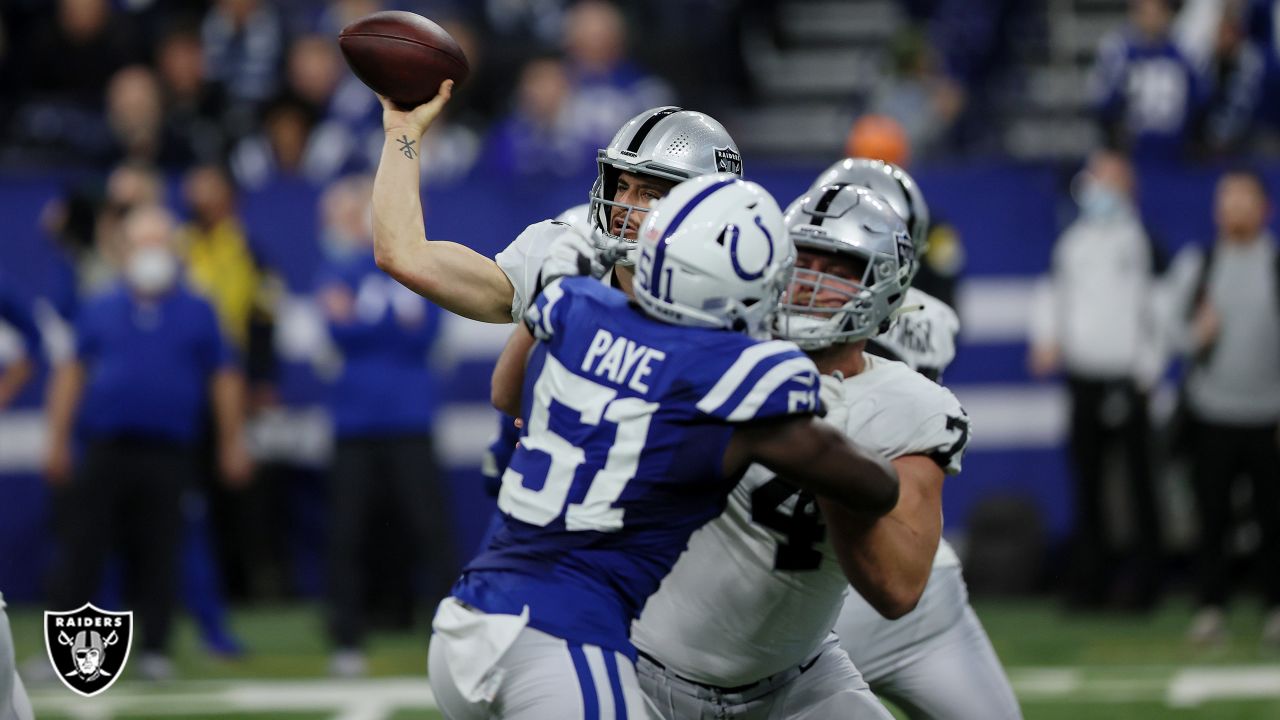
[338,11,469,109]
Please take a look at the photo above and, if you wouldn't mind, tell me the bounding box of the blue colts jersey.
[453,277,820,657]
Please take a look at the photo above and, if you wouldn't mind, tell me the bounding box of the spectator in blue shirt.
[0,270,41,410]
[314,176,456,677]
[561,0,675,149]
[44,204,252,681]
[480,54,595,178]
[1092,0,1205,162]
[200,0,286,137]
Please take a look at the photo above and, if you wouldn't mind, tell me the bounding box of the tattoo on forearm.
[397,135,418,159]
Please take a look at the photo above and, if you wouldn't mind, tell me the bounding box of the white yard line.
[30,678,438,720]
[27,666,1280,717]
[1166,666,1280,707]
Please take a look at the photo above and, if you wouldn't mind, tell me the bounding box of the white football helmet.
[591,106,742,266]
[810,158,929,283]
[633,173,791,337]
[775,184,911,350]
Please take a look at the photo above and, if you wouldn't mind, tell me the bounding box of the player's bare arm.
[491,324,536,417]
[819,454,944,619]
[728,416,899,516]
[372,80,516,323]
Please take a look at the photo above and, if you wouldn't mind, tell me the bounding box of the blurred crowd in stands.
[8,1,1280,177]
[0,0,694,182]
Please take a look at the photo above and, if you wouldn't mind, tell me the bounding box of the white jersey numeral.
[498,353,658,531]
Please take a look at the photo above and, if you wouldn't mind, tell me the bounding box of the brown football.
[338,11,469,109]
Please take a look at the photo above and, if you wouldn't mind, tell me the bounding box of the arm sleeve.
[694,340,821,422]
[912,402,971,475]
[496,221,564,323]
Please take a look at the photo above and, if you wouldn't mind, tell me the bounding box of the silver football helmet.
[775,185,911,350]
[591,106,743,266]
[809,158,929,283]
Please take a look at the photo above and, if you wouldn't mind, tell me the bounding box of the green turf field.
[10,598,1280,719]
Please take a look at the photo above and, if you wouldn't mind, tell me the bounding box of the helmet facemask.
[590,163,678,267]
[777,243,903,350]
[589,106,743,268]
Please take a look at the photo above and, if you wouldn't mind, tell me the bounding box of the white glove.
[538,224,607,287]
[818,372,849,433]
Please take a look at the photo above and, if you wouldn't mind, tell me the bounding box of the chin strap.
[889,302,925,321]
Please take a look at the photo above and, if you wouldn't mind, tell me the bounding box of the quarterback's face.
[791,250,866,308]
[611,172,677,240]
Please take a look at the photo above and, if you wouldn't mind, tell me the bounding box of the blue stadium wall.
[0,162,1271,602]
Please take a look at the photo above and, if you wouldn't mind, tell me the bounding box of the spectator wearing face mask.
[1029,149,1169,612]
[43,205,252,682]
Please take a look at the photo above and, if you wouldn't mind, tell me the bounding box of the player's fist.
[539,225,606,287]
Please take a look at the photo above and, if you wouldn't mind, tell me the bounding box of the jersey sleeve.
[906,392,970,475]
[496,219,573,323]
[839,367,971,474]
[554,204,594,238]
[694,339,820,422]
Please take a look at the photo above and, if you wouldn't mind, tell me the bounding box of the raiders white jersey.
[631,354,970,686]
[494,205,598,323]
[872,287,959,380]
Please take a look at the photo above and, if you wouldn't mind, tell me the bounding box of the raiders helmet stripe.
[809,184,846,227]
[626,107,683,154]
[891,175,919,236]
